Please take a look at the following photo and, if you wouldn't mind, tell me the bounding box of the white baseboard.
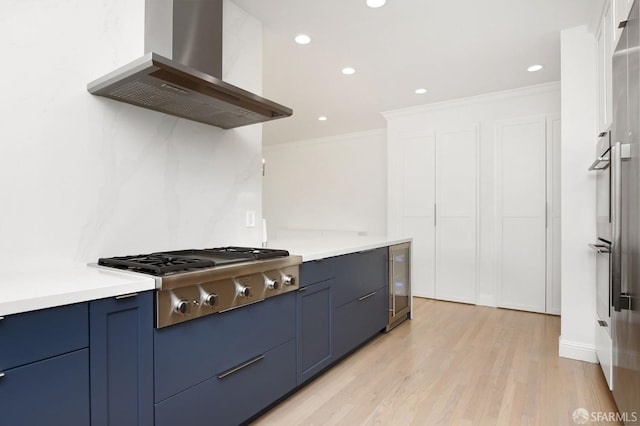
[477,294,496,307]
[558,336,598,363]
[412,292,433,299]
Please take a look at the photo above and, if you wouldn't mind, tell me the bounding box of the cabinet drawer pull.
[0,316,4,321]
[298,287,308,292]
[115,293,138,300]
[358,249,377,254]
[217,355,265,379]
[0,372,5,379]
[357,291,377,301]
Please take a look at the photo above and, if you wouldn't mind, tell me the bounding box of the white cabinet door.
[400,133,436,298]
[546,114,562,315]
[435,128,478,303]
[395,130,477,301]
[496,117,547,313]
[597,1,613,133]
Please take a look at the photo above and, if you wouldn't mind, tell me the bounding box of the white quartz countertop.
[267,236,412,262]
[0,263,155,317]
[0,237,410,316]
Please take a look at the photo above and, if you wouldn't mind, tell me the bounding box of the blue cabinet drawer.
[333,248,388,308]
[154,292,296,402]
[300,257,338,285]
[333,285,388,359]
[155,339,296,426]
[0,302,88,370]
[0,348,90,426]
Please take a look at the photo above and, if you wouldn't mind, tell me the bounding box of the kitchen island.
[0,237,411,426]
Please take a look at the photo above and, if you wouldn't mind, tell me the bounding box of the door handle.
[588,243,611,254]
[115,293,138,300]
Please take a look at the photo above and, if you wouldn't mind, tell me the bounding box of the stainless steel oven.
[589,129,614,390]
[589,129,613,325]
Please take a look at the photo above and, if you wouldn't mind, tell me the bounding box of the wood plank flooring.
[251,298,620,425]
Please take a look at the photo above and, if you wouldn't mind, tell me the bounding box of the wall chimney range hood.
[87,0,292,129]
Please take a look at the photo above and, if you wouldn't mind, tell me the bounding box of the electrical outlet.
[245,210,256,228]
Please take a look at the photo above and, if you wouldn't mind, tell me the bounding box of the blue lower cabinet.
[154,292,296,403]
[297,279,335,384]
[90,292,154,426]
[333,286,388,359]
[332,248,387,308]
[0,302,88,371]
[154,339,297,426]
[0,349,90,426]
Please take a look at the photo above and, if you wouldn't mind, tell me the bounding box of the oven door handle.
[612,141,623,311]
[588,156,610,171]
[588,243,611,254]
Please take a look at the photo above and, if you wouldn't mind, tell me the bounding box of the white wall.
[385,83,561,306]
[263,130,387,239]
[0,0,265,267]
[559,25,598,362]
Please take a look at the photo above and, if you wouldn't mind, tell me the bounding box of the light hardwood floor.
[251,297,620,426]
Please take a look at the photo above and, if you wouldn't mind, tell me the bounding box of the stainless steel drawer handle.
[217,355,265,379]
[588,243,611,254]
[0,372,5,379]
[357,291,377,301]
[115,293,138,300]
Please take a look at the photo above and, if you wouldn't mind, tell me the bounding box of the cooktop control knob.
[283,275,296,286]
[174,300,190,315]
[265,277,280,290]
[237,285,251,298]
[204,293,218,307]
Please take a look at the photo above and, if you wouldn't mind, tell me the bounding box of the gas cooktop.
[98,246,290,276]
[97,246,301,328]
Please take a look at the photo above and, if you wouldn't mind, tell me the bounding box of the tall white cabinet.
[385,85,561,314]
[495,115,560,314]
[390,127,478,302]
[435,129,478,303]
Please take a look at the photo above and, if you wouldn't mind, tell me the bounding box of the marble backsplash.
[0,0,265,267]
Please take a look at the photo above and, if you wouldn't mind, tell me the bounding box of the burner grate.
[205,246,289,260]
[98,253,216,276]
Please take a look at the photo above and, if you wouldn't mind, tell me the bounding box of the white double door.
[496,115,561,314]
[401,127,478,303]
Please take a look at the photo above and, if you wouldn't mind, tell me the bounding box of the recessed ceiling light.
[318,116,328,121]
[342,67,356,75]
[415,88,427,94]
[367,0,386,8]
[527,64,543,72]
[295,34,311,45]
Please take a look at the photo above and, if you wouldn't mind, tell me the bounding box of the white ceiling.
[232,0,602,145]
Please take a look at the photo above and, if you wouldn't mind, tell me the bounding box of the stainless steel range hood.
[87,0,292,129]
